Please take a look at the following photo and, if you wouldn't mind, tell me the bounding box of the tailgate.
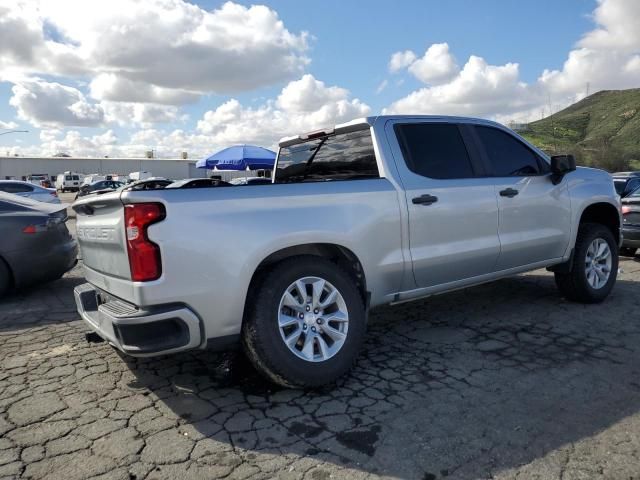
[73,192,131,280]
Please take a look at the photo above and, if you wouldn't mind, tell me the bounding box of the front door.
[387,121,501,288]
[472,125,572,270]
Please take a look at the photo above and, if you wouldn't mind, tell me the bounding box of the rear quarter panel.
[116,179,405,340]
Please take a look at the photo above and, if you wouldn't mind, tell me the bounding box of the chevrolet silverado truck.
[73,116,621,387]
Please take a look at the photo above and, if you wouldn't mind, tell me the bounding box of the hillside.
[521,88,640,171]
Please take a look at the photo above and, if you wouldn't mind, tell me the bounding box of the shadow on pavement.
[114,272,640,479]
[0,271,84,332]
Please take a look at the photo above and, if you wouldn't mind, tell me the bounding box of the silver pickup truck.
[73,115,621,387]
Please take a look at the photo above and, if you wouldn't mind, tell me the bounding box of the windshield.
[628,186,640,198]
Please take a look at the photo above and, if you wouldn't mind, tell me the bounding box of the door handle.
[499,188,519,198]
[412,194,438,205]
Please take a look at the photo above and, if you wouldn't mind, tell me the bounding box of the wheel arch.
[244,243,369,320]
[0,254,15,291]
[578,202,620,243]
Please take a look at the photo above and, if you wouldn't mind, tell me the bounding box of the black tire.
[555,223,618,303]
[0,258,11,299]
[242,256,366,388]
[620,247,637,257]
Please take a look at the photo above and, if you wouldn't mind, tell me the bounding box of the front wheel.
[242,256,366,388]
[555,223,618,303]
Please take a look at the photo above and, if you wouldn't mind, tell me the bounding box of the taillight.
[124,203,165,282]
[22,224,47,234]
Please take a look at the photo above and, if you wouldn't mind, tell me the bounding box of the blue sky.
[0,0,638,157]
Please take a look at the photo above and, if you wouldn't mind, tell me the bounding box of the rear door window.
[394,123,475,179]
[475,126,545,176]
[276,129,379,183]
[72,176,80,180]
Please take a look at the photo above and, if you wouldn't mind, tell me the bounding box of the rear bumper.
[9,238,77,288]
[622,225,640,248]
[74,283,203,357]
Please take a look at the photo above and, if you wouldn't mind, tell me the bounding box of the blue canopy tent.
[196,145,276,171]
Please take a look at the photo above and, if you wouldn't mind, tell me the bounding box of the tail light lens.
[124,203,165,282]
[22,224,46,234]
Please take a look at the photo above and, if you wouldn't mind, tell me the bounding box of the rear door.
[472,125,571,270]
[386,120,500,288]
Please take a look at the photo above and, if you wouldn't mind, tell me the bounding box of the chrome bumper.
[74,283,202,357]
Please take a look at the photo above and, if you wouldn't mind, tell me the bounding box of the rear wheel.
[242,256,366,388]
[620,247,637,257]
[555,223,618,303]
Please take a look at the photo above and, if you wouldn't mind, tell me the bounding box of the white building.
[0,156,207,181]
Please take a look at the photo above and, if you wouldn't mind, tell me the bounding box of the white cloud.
[375,79,388,94]
[9,79,104,127]
[389,50,417,73]
[1,0,308,100]
[0,120,19,129]
[386,0,640,123]
[101,102,182,128]
[9,74,371,158]
[387,55,535,117]
[539,0,640,97]
[1,0,310,130]
[89,74,200,106]
[197,74,371,147]
[407,43,459,85]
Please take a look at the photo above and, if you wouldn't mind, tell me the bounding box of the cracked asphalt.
[1,216,640,479]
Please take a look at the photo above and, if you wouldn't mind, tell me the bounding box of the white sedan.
[0,180,61,204]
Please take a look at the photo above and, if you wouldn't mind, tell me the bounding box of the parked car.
[0,192,77,297]
[620,185,640,256]
[76,180,125,199]
[56,172,82,192]
[82,174,105,186]
[123,177,173,190]
[165,178,231,189]
[73,115,621,388]
[229,177,273,186]
[612,171,640,198]
[0,180,60,204]
[128,171,153,182]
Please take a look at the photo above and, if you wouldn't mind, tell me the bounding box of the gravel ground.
[1,201,639,479]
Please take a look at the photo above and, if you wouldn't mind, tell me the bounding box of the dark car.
[123,177,173,191]
[165,178,231,189]
[620,186,640,257]
[76,180,125,199]
[229,177,272,186]
[0,192,77,297]
[612,171,640,198]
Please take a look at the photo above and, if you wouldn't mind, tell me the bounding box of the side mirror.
[551,154,576,175]
[550,154,576,185]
